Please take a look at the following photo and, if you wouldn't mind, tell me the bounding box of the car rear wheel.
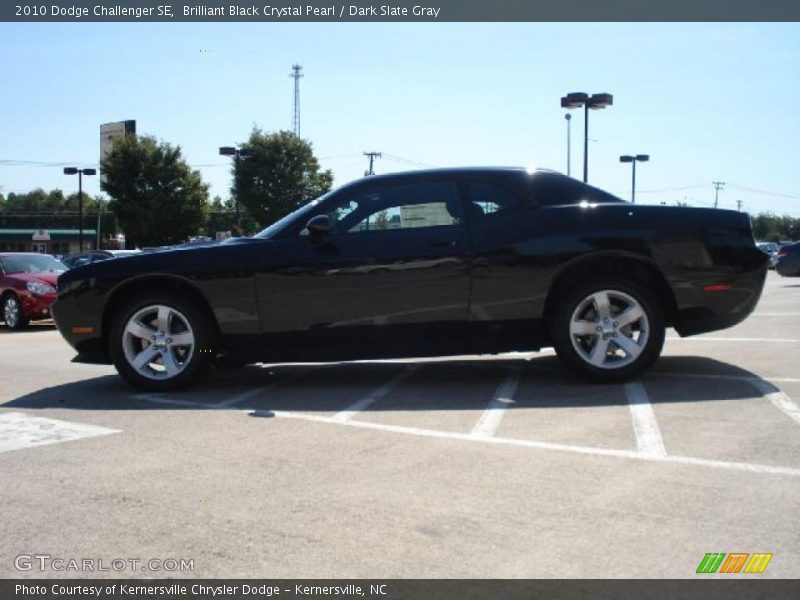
[109,291,215,392]
[2,294,28,330]
[551,278,665,382]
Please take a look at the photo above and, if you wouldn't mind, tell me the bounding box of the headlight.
[26,281,56,295]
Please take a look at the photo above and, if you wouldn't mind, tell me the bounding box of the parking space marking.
[665,336,799,343]
[331,366,419,423]
[216,368,312,408]
[133,394,216,409]
[0,412,120,454]
[652,372,800,384]
[624,383,667,457]
[470,369,520,439]
[748,379,800,426]
[270,410,800,477]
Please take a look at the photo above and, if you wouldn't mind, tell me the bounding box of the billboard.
[99,120,136,182]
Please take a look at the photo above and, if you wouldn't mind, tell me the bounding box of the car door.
[254,178,472,358]
[464,178,549,345]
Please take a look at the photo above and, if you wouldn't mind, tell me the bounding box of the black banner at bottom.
[3,580,799,600]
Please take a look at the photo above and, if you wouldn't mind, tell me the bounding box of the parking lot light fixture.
[63,167,97,251]
[219,145,253,228]
[619,154,649,203]
[560,92,613,184]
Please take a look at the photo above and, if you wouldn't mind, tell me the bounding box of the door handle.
[428,240,457,248]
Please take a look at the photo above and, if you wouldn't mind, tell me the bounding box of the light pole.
[219,145,254,229]
[564,113,572,176]
[96,202,106,250]
[63,167,96,251]
[619,154,649,203]
[560,92,613,183]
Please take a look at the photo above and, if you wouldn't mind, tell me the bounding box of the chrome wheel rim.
[122,305,195,381]
[569,290,649,370]
[4,297,19,328]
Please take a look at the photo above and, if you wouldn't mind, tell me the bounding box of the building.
[0,229,96,255]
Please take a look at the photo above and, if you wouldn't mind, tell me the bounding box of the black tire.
[551,277,665,383]
[2,294,29,330]
[108,291,216,392]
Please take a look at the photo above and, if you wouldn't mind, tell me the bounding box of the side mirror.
[305,215,331,237]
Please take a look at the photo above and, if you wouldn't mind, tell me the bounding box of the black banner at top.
[3,0,800,22]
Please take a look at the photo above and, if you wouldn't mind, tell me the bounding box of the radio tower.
[289,64,303,137]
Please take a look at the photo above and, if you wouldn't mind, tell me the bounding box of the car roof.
[333,166,564,194]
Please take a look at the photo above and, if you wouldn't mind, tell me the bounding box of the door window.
[323,182,463,235]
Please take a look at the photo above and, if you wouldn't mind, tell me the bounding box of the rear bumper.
[673,263,768,336]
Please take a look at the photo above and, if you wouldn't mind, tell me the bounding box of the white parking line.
[624,383,667,457]
[751,313,800,317]
[133,394,214,409]
[0,412,120,454]
[216,369,312,408]
[666,337,798,343]
[748,379,800,426]
[651,372,800,384]
[271,411,800,477]
[470,369,520,439]
[331,366,418,423]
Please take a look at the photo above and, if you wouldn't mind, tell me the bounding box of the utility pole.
[364,151,382,176]
[712,181,725,208]
[737,199,743,212]
[289,64,303,137]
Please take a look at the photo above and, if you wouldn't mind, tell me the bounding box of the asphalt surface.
[1,271,798,579]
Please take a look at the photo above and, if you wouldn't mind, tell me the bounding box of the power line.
[727,183,800,200]
[381,153,435,168]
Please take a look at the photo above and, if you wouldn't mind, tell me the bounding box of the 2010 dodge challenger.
[53,168,768,391]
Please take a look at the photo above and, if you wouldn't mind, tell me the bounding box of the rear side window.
[530,172,625,206]
[466,182,526,219]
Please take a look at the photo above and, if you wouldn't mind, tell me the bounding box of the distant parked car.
[776,242,800,277]
[0,253,66,329]
[756,242,780,269]
[62,249,140,269]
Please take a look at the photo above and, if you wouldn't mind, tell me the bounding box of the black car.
[776,242,800,276]
[53,168,768,391]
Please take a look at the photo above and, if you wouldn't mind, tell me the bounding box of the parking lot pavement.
[1,271,798,578]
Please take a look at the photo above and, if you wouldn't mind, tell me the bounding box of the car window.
[322,181,462,235]
[467,181,526,218]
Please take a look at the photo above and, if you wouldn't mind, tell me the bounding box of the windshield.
[253,191,336,239]
[1,254,66,274]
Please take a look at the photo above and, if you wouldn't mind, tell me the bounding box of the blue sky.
[1,22,799,216]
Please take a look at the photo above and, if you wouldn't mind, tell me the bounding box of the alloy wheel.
[568,289,650,370]
[122,304,196,381]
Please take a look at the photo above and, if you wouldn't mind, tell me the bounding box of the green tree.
[101,135,209,247]
[233,129,333,228]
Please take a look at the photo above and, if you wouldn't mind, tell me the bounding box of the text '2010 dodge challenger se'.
[53,168,768,391]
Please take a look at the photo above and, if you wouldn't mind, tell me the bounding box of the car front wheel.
[3,294,28,330]
[109,291,215,392]
[552,278,665,382]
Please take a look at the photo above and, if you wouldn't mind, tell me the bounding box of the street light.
[560,92,613,183]
[219,145,254,229]
[619,154,649,203]
[63,167,97,251]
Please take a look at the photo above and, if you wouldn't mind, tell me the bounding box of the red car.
[0,253,66,330]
